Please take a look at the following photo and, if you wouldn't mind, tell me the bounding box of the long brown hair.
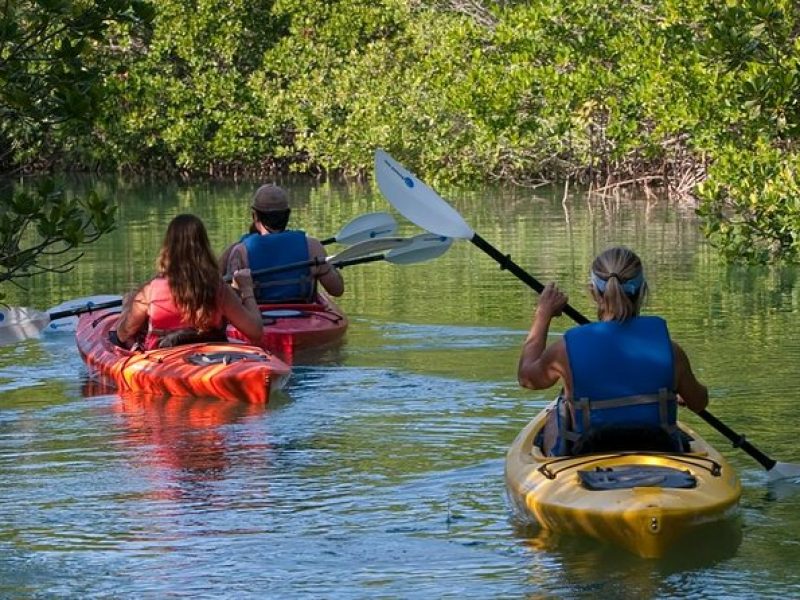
[156,214,221,331]
[589,246,648,321]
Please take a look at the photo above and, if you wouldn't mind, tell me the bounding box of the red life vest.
[144,277,223,350]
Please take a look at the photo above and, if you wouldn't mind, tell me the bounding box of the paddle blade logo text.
[383,159,415,189]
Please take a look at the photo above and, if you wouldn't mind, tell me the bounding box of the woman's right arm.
[673,341,709,412]
[116,284,149,345]
[221,270,263,345]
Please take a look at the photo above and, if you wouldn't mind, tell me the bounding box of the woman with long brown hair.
[517,246,708,456]
[115,213,262,349]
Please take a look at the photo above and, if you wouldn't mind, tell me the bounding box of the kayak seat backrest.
[572,424,689,455]
[578,465,697,491]
[154,327,228,348]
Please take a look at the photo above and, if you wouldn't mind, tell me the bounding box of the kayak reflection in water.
[115,213,263,350]
[517,246,709,456]
[113,394,270,504]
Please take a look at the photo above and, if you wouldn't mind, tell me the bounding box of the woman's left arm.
[221,273,263,344]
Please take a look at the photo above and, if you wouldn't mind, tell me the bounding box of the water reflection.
[83,383,282,506]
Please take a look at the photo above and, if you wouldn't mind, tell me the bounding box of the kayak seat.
[578,465,697,490]
[571,424,687,455]
[155,327,227,348]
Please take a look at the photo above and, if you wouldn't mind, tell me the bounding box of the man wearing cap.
[222,184,344,304]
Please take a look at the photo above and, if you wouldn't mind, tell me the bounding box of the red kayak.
[226,294,348,362]
[76,307,291,403]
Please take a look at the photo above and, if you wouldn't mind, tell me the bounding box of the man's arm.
[307,237,344,297]
[219,242,238,277]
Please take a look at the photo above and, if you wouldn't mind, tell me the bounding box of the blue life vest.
[242,230,314,303]
[553,316,679,455]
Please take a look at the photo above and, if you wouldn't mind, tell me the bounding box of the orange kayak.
[76,307,291,402]
[226,294,348,362]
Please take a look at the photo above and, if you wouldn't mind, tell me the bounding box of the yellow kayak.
[505,401,742,559]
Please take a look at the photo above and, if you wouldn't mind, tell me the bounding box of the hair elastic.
[591,270,644,296]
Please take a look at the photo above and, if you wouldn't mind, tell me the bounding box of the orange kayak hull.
[76,308,291,402]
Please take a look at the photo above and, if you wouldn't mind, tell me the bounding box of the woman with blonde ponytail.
[517,246,708,456]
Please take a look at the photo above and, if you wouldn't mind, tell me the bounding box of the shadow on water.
[512,515,743,595]
[287,339,348,367]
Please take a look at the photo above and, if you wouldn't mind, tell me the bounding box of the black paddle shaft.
[239,254,385,282]
[333,254,385,269]
[470,232,780,472]
[49,298,123,321]
[469,233,590,325]
[698,410,777,470]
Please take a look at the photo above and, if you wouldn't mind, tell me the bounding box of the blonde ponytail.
[589,247,647,321]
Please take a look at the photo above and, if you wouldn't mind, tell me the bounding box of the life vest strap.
[571,388,676,429]
[559,388,680,454]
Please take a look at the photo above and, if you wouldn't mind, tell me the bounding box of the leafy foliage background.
[3,0,800,266]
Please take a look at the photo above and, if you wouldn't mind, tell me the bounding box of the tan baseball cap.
[251,184,289,212]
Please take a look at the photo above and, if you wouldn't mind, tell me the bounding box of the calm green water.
[1,178,800,598]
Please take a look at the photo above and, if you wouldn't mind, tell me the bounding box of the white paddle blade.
[334,212,398,245]
[0,307,50,344]
[385,234,453,265]
[374,149,475,240]
[44,294,123,334]
[329,236,409,263]
[768,462,800,483]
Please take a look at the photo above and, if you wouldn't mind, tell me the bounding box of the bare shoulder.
[306,235,326,256]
